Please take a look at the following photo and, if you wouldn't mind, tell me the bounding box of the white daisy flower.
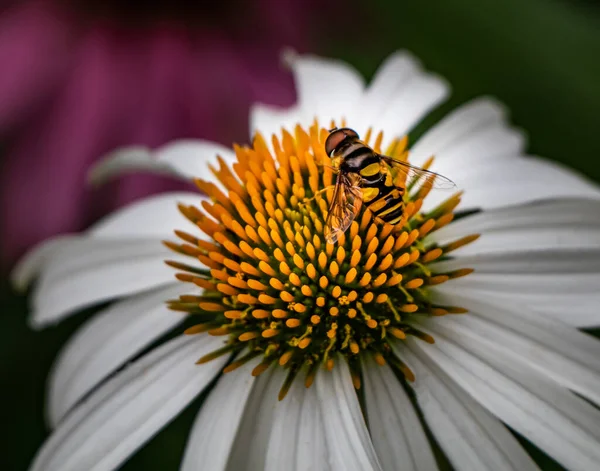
[14,51,600,471]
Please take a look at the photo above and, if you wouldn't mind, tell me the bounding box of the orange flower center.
[165,123,478,399]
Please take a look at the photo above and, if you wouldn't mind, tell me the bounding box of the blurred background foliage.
[2,0,599,469]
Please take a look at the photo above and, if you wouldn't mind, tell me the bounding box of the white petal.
[250,52,365,137]
[181,360,258,471]
[443,273,600,327]
[31,238,190,326]
[435,225,600,257]
[371,73,449,150]
[11,235,77,290]
[426,156,600,212]
[405,97,600,212]
[409,97,526,168]
[88,139,236,187]
[425,125,525,170]
[225,368,286,471]
[87,146,173,182]
[89,192,204,238]
[465,157,600,205]
[351,51,423,136]
[436,249,600,274]
[293,383,329,471]
[250,102,303,141]
[13,192,205,291]
[400,344,539,471]
[251,50,447,147]
[286,51,366,128]
[48,283,191,427]
[411,329,600,471]
[362,356,437,471]
[31,334,227,471]
[351,50,449,144]
[432,199,600,245]
[432,200,600,279]
[426,290,600,406]
[316,362,382,471]
[265,373,328,471]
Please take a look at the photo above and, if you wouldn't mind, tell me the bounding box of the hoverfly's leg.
[316,163,339,173]
[299,185,336,207]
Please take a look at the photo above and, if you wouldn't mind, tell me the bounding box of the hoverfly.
[322,127,456,244]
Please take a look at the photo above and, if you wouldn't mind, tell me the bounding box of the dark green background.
[2,0,599,469]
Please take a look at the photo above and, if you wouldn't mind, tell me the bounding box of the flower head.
[15,51,600,471]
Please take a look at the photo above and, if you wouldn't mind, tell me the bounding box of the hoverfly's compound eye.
[325,127,359,156]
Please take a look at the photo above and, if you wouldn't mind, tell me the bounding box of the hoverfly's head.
[325,127,359,158]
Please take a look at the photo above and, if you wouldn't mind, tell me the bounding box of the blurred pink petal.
[0,2,71,130]
[0,1,312,269]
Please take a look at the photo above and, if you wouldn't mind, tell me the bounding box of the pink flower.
[0,0,317,268]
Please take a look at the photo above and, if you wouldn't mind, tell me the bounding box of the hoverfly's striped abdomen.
[340,142,406,225]
[367,185,405,224]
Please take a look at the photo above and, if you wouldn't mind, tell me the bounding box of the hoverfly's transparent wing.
[324,173,363,244]
[380,155,456,190]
